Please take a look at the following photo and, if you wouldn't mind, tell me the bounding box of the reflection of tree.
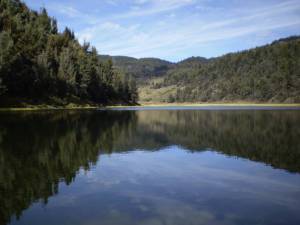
[0,111,136,225]
[0,109,299,224]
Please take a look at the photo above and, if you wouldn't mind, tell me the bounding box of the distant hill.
[99,55,174,83]
[176,56,209,67]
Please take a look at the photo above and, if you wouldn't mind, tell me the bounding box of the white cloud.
[74,0,300,60]
[56,6,81,18]
[113,0,197,19]
[134,0,150,4]
[101,22,122,30]
[106,0,118,6]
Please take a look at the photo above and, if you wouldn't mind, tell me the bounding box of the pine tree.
[129,76,138,103]
[57,47,78,96]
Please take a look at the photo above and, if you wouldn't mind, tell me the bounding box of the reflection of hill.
[0,109,299,224]
[111,110,300,173]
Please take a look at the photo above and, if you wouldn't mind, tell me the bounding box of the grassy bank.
[106,102,300,109]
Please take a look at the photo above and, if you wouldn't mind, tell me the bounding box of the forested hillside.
[164,37,300,103]
[0,0,138,107]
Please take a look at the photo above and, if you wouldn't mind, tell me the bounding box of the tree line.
[0,0,138,106]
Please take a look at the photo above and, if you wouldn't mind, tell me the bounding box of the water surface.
[1,108,300,225]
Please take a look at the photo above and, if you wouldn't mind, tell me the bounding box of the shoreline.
[113,102,300,107]
[1,102,300,111]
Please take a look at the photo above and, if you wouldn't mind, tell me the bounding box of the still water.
[0,107,300,225]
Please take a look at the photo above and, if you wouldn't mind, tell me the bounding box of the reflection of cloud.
[143,201,216,225]
[116,191,231,225]
[35,147,300,223]
[48,194,78,207]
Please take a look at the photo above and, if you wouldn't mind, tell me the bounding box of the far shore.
[0,102,300,111]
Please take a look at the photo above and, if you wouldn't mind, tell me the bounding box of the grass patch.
[139,84,177,102]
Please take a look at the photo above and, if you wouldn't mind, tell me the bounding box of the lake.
[1,107,300,225]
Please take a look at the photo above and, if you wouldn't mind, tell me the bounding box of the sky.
[23,0,300,62]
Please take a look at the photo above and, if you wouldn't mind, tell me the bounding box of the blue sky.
[24,0,300,62]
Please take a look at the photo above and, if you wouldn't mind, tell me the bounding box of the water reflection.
[0,109,299,225]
